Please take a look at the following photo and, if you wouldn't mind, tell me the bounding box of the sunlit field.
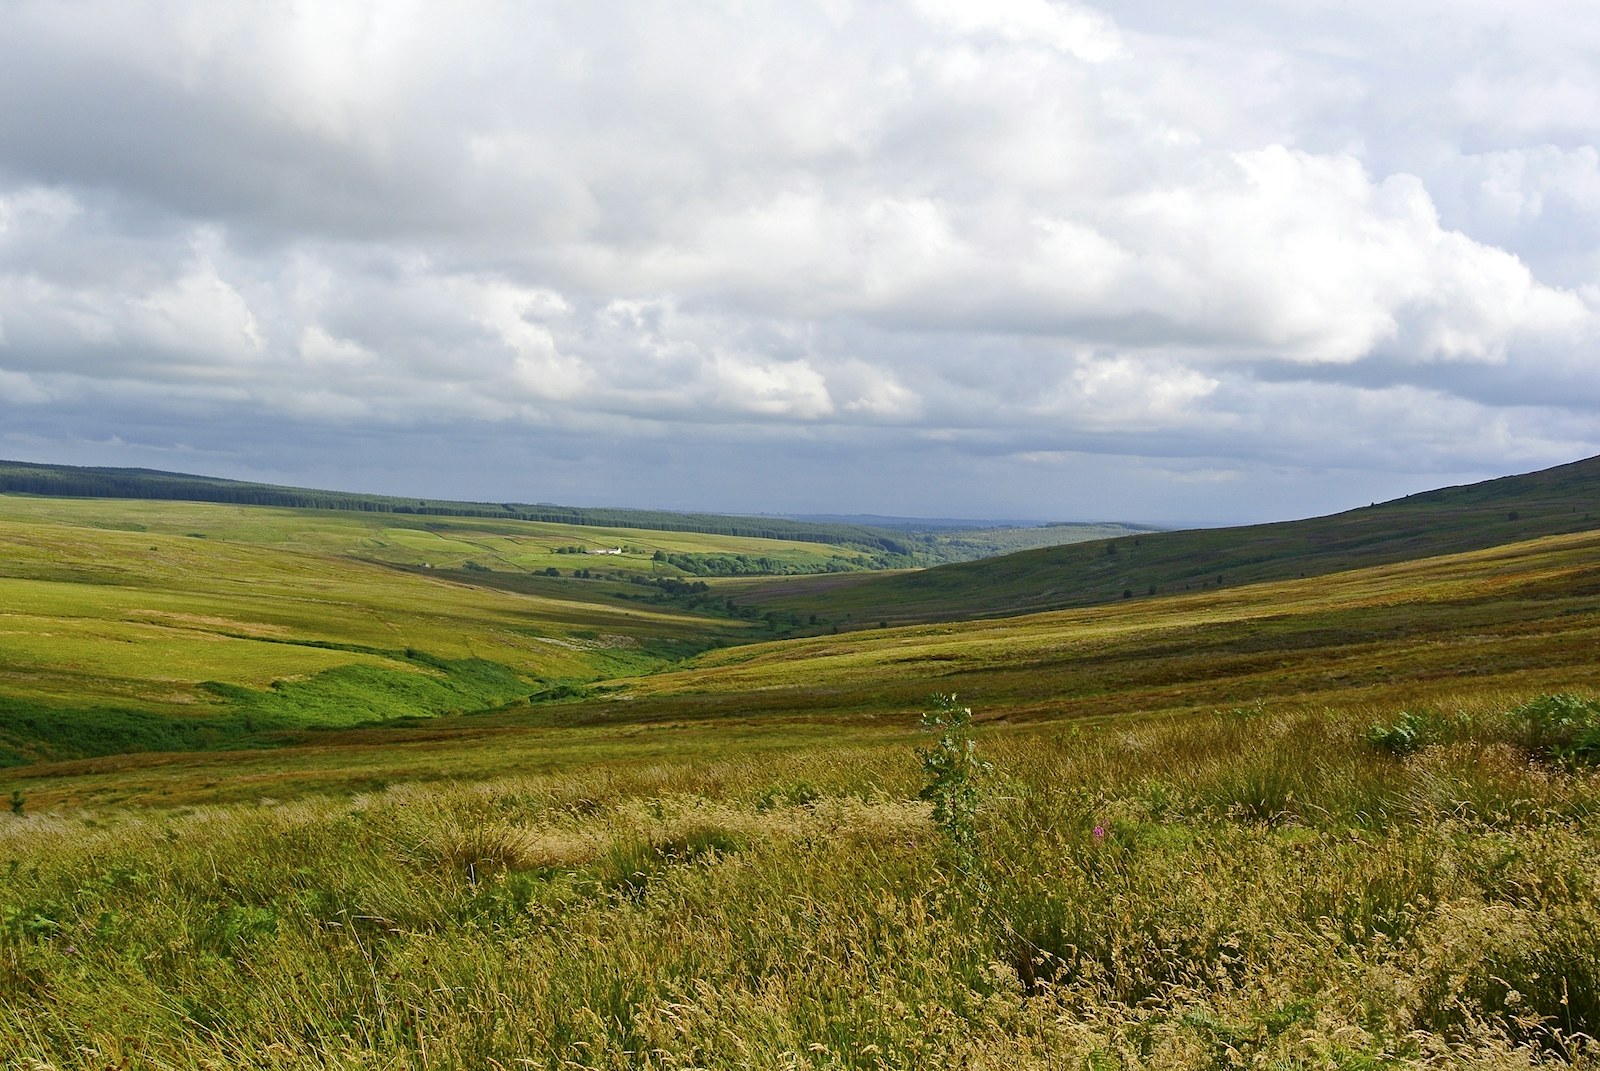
[0,497,767,763]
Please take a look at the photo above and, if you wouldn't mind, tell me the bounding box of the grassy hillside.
[729,454,1600,626]
[0,495,1164,766]
[917,520,1165,561]
[789,514,1167,562]
[619,527,1600,722]
[0,496,775,765]
[0,459,1177,566]
[0,459,918,557]
[5,460,1600,1067]
[11,524,1599,810]
[3,454,1595,766]
[0,494,882,579]
[4,525,1600,1067]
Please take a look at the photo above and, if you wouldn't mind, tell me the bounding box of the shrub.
[1366,709,1439,756]
[1516,693,1600,764]
[918,693,991,872]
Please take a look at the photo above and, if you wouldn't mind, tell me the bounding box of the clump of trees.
[652,551,796,577]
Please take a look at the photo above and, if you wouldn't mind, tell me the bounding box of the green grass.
[0,493,882,578]
[619,529,1600,724]
[914,520,1166,562]
[0,458,920,555]
[0,499,764,761]
[9,525,1598,808]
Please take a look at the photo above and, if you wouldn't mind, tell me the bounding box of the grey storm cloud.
[1,0,1598,524]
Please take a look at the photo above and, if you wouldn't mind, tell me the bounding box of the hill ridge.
[0,458,916,555]
[728,454,1600,626]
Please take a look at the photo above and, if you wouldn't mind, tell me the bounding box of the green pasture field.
[6,686,1600,1065]
[625,528,1600,721]
[8,526,1599,808]
[915,520,1164,562]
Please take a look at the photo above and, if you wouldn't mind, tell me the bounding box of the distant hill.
[0,459,917,558]
[787,513,1057,531]
[0,459,1166,567]
[784,514,1166,562]
[731,455,1600,626]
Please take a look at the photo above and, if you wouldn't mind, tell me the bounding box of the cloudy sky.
[2,0,1598,525]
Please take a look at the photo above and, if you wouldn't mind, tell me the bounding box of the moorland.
[3,456,1600,1069]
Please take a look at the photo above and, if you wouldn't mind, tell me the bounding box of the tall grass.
[4,693,1600,1068]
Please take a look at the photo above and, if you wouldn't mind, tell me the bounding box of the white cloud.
[298,325,373,366]
[465,280,589,401]
[1468,145,1600,226]
[0,0,1598,519]
[131,239,265,365]
[835,360,921,420]
[911,0,1122,62]
[707,353,834,419]
[1051,355,1219,427]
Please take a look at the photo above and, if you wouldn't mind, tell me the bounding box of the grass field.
[0,494,881,577]
[6,690,1600,1067]
[0,496,776,763]
[4,473,1600,1067]
[628,529,1600,724]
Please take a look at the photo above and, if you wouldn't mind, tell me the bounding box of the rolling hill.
[726,454,1600,626]
[0,458,1170,566]
[0,458,919,557]
[2,453,1596,767]
[0,496,788,764]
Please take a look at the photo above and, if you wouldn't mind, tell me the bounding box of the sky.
[2,1,1598,526]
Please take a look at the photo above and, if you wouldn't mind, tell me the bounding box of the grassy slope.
[11,525,1599,811]
[0,494,879,576]
[618,527,1600,719]
[0,498,767,763]
[0,459,1172,565]
[730,453,1600,626]
[915,521,1165,562]
[0,458,917,553]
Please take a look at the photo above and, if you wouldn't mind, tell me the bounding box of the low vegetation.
[0,459,1173,567]
[0,459,919,556]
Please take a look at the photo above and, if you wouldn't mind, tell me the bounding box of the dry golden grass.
[5,690,1600,1069]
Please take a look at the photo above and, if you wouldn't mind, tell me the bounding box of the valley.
[2,457,1599,1069]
